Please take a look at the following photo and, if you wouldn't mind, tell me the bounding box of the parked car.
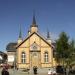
[56,65,66,75]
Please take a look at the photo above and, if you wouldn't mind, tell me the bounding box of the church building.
[6,15,56,69]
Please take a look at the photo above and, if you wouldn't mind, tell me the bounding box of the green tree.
[55,32,69,66]
[2,54,7,63]
[67,39,75,67]
[55,32,75,75]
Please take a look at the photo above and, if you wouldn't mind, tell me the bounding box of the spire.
[32,12,36,25]
[47,29,51,44]
[30,11,38,33]
[31,11,38,27]
[19,25,22,39]
[18,25,22,44]
[47,29,50,39]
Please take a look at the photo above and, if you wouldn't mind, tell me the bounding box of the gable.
[16,32,52,49]
[29,33,41,46]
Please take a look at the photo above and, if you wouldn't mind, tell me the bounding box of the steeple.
[46,29,51,44]
[18,25,22,44]
[19,25,22,39]
[30,12,38,33]
[31,12,38,27]
[32,13,36,25]
[47,30,50,39]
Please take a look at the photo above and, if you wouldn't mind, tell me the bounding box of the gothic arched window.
[21,52,26,63]
[44,51,49,63]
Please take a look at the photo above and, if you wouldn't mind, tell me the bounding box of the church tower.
[18,25,23,44]
[30,13,38,33]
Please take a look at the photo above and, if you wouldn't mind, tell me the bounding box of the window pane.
[21,52,26,63]
[44,52,49,63]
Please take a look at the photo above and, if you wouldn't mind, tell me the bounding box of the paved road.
[0,68,48,75]
[0,68,74,75]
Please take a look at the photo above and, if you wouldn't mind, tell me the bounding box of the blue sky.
[0,0,75,51]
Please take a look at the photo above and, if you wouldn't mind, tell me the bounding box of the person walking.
[33,66,37,75]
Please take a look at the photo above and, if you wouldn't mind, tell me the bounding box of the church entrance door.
[31,52,40,68]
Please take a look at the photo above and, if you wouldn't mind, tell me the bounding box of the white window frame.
[44,51,49,63]
[21,52,26,63]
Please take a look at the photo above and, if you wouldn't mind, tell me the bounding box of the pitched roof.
[6,42,17,52]
[16,32,53,49]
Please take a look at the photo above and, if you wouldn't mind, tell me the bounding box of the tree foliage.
[2,54,7,63]
[55,32,75,67]
[68,40,75,66]
[55,32,69,65]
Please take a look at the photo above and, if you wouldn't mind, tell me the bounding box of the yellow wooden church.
[6,15,56,69]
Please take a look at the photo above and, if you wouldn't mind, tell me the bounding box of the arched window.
[44,52,49,63]
[21,52,26,63]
